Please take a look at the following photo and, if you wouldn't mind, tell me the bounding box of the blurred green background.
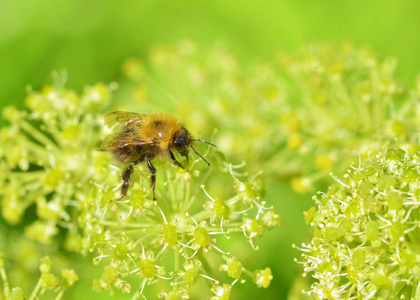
[2,0,420,112]
[1,1,420,299]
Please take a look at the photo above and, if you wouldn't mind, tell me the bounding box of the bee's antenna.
[191,139,217,148]
[189,144,211,166]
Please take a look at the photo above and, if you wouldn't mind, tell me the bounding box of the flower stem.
[28,277,43,300]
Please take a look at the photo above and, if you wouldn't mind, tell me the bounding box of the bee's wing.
[104,111,145,129]
[98,133,151,151]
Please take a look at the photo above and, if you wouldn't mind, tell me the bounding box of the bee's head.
[173,133,189,155]
[173,128,191,157]
[173,130,216,166]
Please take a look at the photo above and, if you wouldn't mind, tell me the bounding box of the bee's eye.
[175,135,186,147]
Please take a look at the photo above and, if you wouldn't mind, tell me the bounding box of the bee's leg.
[146,156,157,200]
[119,155,146,200]
[181,151,189,166]
[169,150,188,171]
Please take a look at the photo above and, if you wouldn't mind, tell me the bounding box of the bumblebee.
[98,111,216,200]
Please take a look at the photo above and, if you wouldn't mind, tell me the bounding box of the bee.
[98,111,216,200]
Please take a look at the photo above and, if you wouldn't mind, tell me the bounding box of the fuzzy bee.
[98,111,216,200]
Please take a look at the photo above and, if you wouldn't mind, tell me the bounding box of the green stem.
[28,277,43,300]
[20,120,58,151]
[0,266,9,296]
[183,180,191,212]
[191,209,212,223]
[165,168,177,211]
[55,287,65,300]
[242,267,253,278]
[99,221,157,229]
[186,167,213,212]
[173,250,180,290]
[207,226,243,232]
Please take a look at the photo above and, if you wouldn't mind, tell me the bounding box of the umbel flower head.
[87,158,278,298]
[279,43,420,193]
[0,72,113,242]
[0,74,279,299]
[297,146,420,299]
[0,252,78,300]
[119,40,420,194]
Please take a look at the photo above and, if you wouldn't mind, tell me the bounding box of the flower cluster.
[85,158,278,298]
[119,41,420,193]
[0,253,78,300]
[280,43,419,193]
[296,146,420,299]
[0,74,279,299]
[0,72,113,232]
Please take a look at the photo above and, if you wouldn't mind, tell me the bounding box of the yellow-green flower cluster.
[281,43,419,193]
[0,75,279,299]
[86,158,278,298]
[297,146,420,299]
[119,41,420,193]
[0,253,78,300]
[0,73,113,234]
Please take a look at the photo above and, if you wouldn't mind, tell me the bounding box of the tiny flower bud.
[253,268,272,288]
[39,256,54,273]
[101,266,117,286]
[41,273,60,291]
[7,287,25,300]
[140,259,156,279]
[61,269,79,287]
[227,259,242,279]
[193,227,210,248]
[162,224,178,245]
